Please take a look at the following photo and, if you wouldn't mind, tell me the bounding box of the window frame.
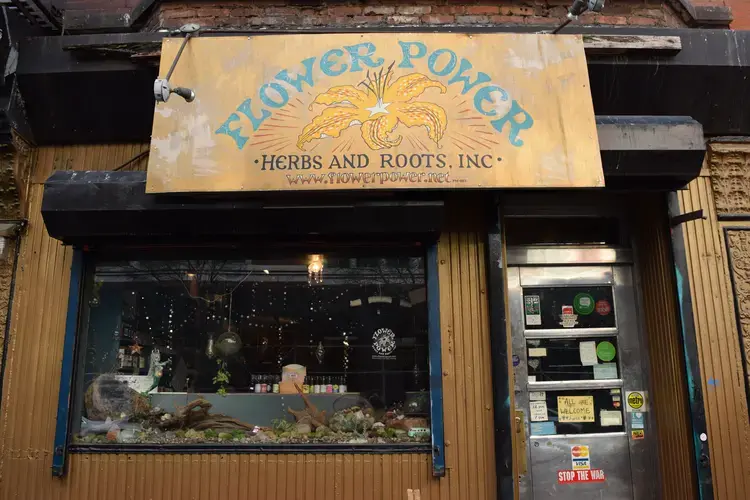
[53,242,445,476]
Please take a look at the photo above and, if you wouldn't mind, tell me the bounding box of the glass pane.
[523,286,615,330]
[528,388,625,435]
[73,255,431,446]
[526,337,620,382]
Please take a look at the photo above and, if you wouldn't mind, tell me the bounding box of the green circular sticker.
[573,293,595,315]
[596,341,616,362]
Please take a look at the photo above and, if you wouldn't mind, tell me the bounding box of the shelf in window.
[524,327,618,339]
[527,379,623,391]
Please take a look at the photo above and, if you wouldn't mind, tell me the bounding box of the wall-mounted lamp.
[551,0,605,34]
[153,23,200,103]
[0,220,26,262]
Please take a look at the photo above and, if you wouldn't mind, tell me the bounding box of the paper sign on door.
[557,395,595,422]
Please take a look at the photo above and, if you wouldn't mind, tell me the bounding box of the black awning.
[597,115,704,190]
[41,170,446,246]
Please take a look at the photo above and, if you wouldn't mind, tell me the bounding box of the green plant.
[212,360,230,396]
[271,418,296,433]
[230,429,245,440]
[204,429,218,439]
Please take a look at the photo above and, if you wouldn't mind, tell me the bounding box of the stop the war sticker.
[558,469,606,484]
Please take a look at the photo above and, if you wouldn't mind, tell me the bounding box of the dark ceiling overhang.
[40,114,703,245]
[13,27,750,146]
[41,170,447,246]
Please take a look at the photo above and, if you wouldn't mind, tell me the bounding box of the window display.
[72,253,430,447]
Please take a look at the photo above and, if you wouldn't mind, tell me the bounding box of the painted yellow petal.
[391,102,447,144]
[309,85,373,109]
[297,107,368,150]
[361,113,402,150]
[384,73,447,103]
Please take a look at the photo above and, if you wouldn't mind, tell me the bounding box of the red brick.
[250,16,285,26]
[455,15,490,23]
[327,6,363,16]
[300,16,326,26]
[547,6,568,17]
[263,7,300,16]
[363,6,396,15]
[387,15,422,24]
[195,7,231,17]
[432,6,465,15]
[465,6,500,15]
[489,15,527,24]
[398,6,431,15]
[500,6,535,16]
[589,15,628,25]
[165,9,197,19]
[422,14,455,24]
[627,16,661,26]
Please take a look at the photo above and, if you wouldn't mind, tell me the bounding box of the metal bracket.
[153,23,199,103]
[670,209,705,227]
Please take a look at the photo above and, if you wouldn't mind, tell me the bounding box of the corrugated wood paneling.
[0,146,496,500]
[630,195,698,500]
[679,177,750,499]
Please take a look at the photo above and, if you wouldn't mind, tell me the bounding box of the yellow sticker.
[557,395,595,422]
[631,429,645,440]
[627,392,645,411]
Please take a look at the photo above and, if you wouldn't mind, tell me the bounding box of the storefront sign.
[558,395,595,422]
[558,469,606,484]
[147,34,603,193]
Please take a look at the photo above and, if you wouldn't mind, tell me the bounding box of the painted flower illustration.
[297,63,448,151]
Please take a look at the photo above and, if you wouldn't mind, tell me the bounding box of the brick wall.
[151,1,686,29]
[728,0,750,27]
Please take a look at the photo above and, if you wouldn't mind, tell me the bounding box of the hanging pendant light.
[308,254,324,284]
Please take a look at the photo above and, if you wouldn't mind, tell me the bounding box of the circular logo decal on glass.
[574,293,595,315]
[596,341,616,362]
[595,299,612,316]
[372,328,396,357]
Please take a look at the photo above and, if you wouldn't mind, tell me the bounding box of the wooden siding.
[0,145,497,500]
[630,195,698,500]
[678,177,750,499]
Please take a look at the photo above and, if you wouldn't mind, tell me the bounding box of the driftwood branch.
[157,398,255,432]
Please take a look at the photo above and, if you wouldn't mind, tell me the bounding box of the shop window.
[72,253,432,448]
[523,286,616,330]
[529,388,626,435]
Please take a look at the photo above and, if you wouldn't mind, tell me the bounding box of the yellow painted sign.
[557,395,595,423]
[146,34,603,193]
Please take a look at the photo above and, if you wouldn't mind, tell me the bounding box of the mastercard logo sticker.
[571,445,590,458]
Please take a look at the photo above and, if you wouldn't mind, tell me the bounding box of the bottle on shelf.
[326,376,333,394]
[313,376,321,394]
[260,376,268,394]
[249,375,256,393]
[254,375,261,394]
[333,377,340,394]
[272,376,280,394]
[340,376,347,394]
[302,377,310,394]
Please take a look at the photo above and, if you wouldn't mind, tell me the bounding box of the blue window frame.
[53,244,445,476]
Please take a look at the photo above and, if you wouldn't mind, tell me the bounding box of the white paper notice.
[528,375,537,382]
[593,363,618,380]
[530,401,548,422]
[600,410,623,427]
[579,341,598,366]
[528,347,547,357]
[529,391,546,401]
